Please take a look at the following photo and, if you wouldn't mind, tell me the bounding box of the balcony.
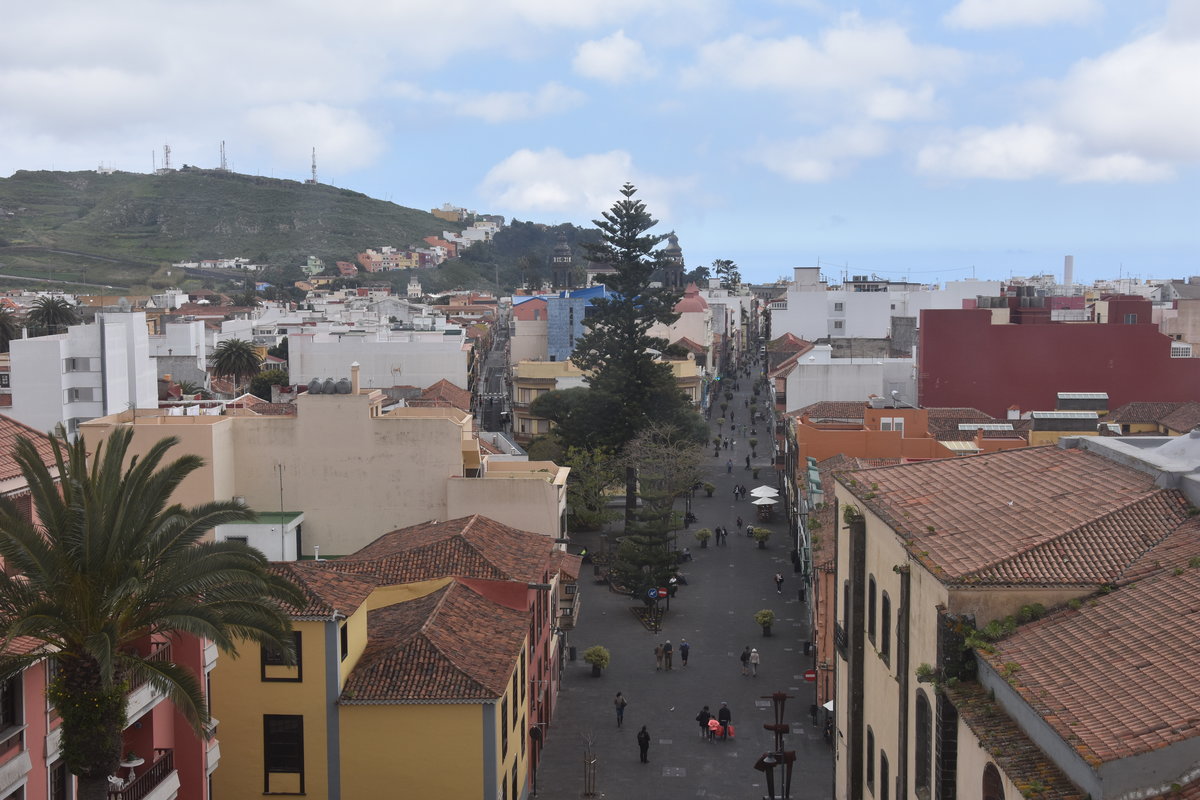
[126,642,172,724]
[0,725,32,799]
[109,748,179,800]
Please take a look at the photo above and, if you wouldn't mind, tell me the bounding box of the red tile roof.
[1106,401,1191,425]
[1157,403,1200,434]
[329,515,555,585]
[767,333,814,353]
[551,549,582,581]
[270,562,378,619]
[409,379,472,412]
[340,580,526,703]
[0,414,56,483]
[840,446,1193,584]
[945,682,1085,800]
[981,553,1200,765]
[793,401,866,423]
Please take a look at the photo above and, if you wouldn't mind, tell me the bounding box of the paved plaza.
[534,368,833,799]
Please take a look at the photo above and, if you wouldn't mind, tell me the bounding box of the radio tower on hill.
[305,147,318,184]
[219,140,228,171]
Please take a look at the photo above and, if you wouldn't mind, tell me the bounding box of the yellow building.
[211,515,577,800]
[79,368,568,556]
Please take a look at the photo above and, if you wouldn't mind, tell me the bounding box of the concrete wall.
[511,319,548,363]
[786,356,916,413]
[446,472,565,537]
[289,334,469,391]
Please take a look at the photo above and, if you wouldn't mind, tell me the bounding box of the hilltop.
[0,168,453,290]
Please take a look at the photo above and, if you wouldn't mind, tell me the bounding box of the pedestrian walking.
[732,485,739,502]
[750,648,760,677]
[726,459,732,473]
[654,643,663,671]
[736,515,743,529]
[775,572,784,594]
[615,692,627,727]
[679,639,690,667]
[745,455,751,470]
[717,702,732,739]
[739,485,747,500]
[740,646,751,675]
[696,706,712,739]
[663,639,674,670]
[637,726,651,762]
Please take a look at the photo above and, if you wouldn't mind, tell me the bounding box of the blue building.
[547,285,608,362]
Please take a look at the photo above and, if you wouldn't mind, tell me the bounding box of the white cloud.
[944,0,1101,30]
[243,104,384,172]
[573,30,655,83]
[392,82,585,123]
[479,148,690,218]
[916,124,1172,182]
[917,8,1200,182]
[751,125,890,182]
[682,15,964,96]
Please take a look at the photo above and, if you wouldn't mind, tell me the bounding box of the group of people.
[731,483,749,501]
[694,702,734,741]
[653,638,689,671]
[739,645,762,676]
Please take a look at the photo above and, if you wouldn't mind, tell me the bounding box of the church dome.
[673,282,709,313]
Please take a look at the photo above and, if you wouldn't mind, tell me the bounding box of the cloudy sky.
[3,0,1197,284]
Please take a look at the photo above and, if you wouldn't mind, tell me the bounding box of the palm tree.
[210,338,262,392]
[0,307,20,353]
[26,295,79,334]
[0,429,300,800]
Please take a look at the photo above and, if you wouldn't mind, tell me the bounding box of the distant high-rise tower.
[550,232,574,290]
[1064,255,1074,287]
[306,148,318,184]
[660,232,685,289]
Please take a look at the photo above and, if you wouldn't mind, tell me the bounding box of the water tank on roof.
[308,378,323,394]
[335,378,351,394]
[322,378,336,394]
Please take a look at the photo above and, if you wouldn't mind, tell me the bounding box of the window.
[63,358,95,373]
[880,752,890,800]
[842,580,850,627]
[880,592,891,663]
[866,727,875,791]
[340,623,349,662]
[564,584,578,595]
[867,576,877,643]
[880,417,905,435]
[263,715,304,794]
[50,761,68,800]
[0,374,9,388]
[501,697,509,757]
[225,535,249,545]
[834,302,844,312]
[1124,313,1137,324]
[915,691,932,795]
[983,763,1005,800]
[833,320,844,330]
[64,387,100,403]
[261,631,303,682]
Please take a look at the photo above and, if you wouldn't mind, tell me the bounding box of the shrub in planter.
[694,528,713,548]
[703,482,715,497]
[583,645,611,676]
[754,608,776,635]
[752,527,771,548]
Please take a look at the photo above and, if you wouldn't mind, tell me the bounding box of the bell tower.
[550,232,574,290]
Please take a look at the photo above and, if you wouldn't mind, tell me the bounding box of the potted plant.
[752,527,771,549]
[583,645,611,677]
[717,417,726,432]
[120,751,144,768]
[703,482,715,497]
[749,438,758,457]
[755,608,776,636]
[694,528,713,548]
[752,467,760,480]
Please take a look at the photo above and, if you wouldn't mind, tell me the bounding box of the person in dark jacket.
[696,706,713,740]
[637,726,651,762]
[717,702,732,739]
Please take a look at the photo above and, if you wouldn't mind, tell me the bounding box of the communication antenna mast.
[306,147,318,184]
[219,140,227,171]
[163,144,171,171]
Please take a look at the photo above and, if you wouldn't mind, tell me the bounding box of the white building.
[770,343,916,414]
[9,312,158,436]
[770,267,1002,341]
[288,329,471,391]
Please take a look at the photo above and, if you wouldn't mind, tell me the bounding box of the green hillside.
[0,168,454,290]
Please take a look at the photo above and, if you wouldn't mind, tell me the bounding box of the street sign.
[647,588,660,599]
[803,669,817,683]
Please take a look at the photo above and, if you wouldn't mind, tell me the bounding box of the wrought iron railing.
[109,748,173,800]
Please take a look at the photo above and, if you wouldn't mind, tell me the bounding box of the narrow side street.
[534,360,834,799]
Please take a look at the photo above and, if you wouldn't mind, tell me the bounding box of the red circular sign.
[803,669,817,682]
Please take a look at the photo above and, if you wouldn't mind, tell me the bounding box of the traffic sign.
[803,669,817,682]
[647,588,659,599]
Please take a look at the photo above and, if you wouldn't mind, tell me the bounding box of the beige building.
[80,369,568,556]
[832,439,1200,800]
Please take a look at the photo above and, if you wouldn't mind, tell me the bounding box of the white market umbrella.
[750,486,779,497]
[752,497,778,506]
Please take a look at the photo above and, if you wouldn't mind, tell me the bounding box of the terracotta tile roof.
[767,333,814,353]
[0,414,56,483]
[981,558,1200,765]
[551,549,582,581]
[794,401,866,423]
[409,379,472,412]
[2,635,49,658]
[925,408,1031,442]
[340,580,526,703]
[270,562,378,619]
[1106,401,1189,425]
[1158,403,1200,434]
[248,402,297,416]
[329,515,554,585]
[926,407,997,421]
[671,337,707,354]
[841,446,1193,584]
[944,682,1086,800]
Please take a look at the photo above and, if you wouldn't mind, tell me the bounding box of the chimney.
[350,361,361,394]
[1064,255,1074,286]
